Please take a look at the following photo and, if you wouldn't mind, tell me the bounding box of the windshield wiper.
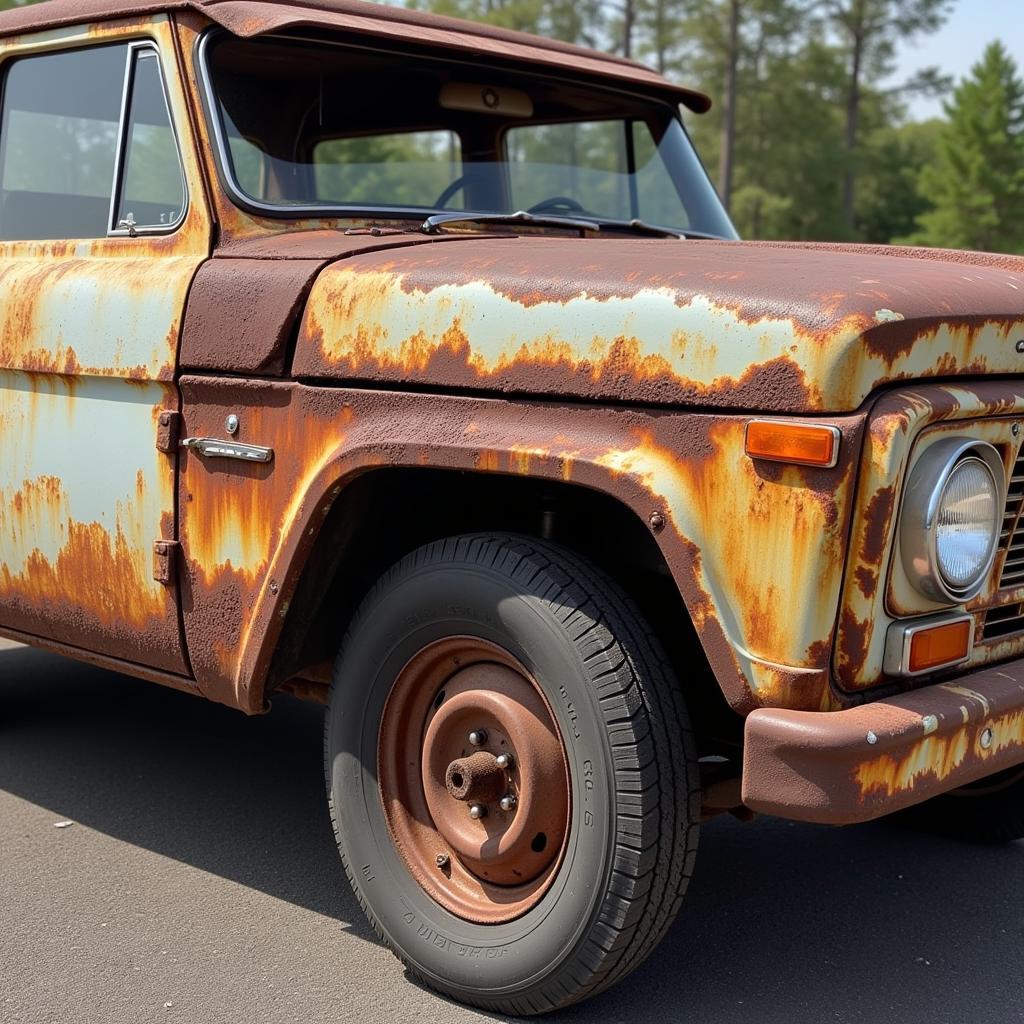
[420,210,726,241]
[420,210,601,235]
[602,219,726,240]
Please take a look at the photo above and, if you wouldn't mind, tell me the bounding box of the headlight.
[900,439,1004,603]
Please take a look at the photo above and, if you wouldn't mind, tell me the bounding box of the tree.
[818,0,950,234]
[856,118,941,243]
[909,41,1024,253]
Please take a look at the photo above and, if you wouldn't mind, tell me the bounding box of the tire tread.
[325,533,700,1015]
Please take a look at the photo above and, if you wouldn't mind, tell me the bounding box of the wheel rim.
[378,637,571,924]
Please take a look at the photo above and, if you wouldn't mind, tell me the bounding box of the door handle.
[180,437,274,463]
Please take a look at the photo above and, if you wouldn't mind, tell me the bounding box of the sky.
[889,0,1024,121]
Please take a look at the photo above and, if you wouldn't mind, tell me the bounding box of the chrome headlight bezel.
[900,438,1004,604]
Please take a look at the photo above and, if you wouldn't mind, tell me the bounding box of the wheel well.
[268,467,741,751]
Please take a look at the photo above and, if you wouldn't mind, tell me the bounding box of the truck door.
[0,22,209,675]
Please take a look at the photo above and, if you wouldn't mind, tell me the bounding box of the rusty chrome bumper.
[742,659,1024,824]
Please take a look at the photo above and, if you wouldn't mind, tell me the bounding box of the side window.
[0,43,185,242]
[114,49,186,232]
[0,46,128,241]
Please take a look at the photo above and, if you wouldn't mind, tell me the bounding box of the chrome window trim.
[899,438,1005,604]
[107,40,190,238]
[882,612,974,677]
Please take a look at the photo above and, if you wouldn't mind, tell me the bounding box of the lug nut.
[469,803,487,820]
[499,794,517,812]
[496,753,514,770]
[469,729,488,746]
[435,853,450,868]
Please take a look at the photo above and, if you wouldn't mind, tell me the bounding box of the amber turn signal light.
[745,420,841,468]
[907,618,973,674]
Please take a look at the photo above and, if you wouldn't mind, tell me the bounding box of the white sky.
[890,0,1024,120]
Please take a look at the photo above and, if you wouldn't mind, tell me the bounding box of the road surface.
[1,640,1021,1023]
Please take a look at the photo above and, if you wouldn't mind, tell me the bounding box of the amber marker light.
[745,420,841,469]
[907,618,973,674]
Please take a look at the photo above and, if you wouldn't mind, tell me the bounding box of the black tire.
[324,534,700,1015]
[895,765,1024,843]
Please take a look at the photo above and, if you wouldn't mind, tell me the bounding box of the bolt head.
[225,413,239,435]
[496,753,514,770]
[981,727,994,750]
[499,794,517,812]
[468,729,488,747]
[1014,422,1022,438]
[1016,339,1024,354]
[435,853,450,868]
[469,803,487,820]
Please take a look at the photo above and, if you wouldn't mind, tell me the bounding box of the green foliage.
[856,118,942,242]
[907,41,1024,253]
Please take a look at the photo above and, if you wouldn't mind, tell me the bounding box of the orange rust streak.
[596,422,849,678]
[0,475,166,629]
[855,712,1024,798]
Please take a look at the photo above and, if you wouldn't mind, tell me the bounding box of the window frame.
[108,40,190,238]
[0,38,190,243]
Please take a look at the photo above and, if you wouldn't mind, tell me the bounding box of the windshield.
[202,34,737,238]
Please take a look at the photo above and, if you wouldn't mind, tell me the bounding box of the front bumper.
[742,658,1024,824]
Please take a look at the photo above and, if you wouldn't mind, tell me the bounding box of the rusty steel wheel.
[325,534,699,1016]
[378,637,570,923]
[896,763,1024,843]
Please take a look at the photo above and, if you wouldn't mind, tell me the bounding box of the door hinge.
[156,410,181,453]
[153,539,180,585]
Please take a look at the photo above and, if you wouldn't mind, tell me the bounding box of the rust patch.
[178,377,861,715]
[295,238,1024,413]
[744,656,1024,824]
[0,475,184,670]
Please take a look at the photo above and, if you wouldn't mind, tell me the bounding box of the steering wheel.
[434,175,468,209]
[527,196,586,215]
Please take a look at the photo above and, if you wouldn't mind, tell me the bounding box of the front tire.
[324,534,699,1014]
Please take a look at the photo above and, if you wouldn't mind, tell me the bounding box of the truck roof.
[0,0,712,112]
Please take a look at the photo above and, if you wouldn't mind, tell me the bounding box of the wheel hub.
[378,637,571,923]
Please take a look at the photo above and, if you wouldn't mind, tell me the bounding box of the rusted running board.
[742,659,1024,824]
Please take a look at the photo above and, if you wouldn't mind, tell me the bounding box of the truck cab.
[1,0,1022,1015]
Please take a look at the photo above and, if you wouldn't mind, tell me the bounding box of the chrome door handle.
[180,437,274,463]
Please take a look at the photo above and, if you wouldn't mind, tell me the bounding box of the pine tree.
[910,41,1024,253]
[818,0,951,235]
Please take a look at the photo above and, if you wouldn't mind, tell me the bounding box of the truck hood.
[293,237,1024,413]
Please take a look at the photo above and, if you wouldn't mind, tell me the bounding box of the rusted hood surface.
[294,238,1024,413]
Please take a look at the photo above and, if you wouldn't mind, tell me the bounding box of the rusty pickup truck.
[2,0,1023,1014]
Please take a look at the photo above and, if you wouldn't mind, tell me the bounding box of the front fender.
[177,376,863,715]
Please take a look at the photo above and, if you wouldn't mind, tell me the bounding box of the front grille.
[983,601,1024,639]
[998,447,1024,588]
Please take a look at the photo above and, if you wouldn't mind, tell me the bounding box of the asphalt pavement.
[1,639,1021,1024]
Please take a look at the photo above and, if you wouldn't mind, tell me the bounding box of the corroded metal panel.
[294,239,1024,413]
[181,234,489,375]
[0,374,186,670]
[743,656,1024,824]
[178,377,861,714]
[0,15,211,674]
[837,382,1024,692]
[0,254,199,380]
